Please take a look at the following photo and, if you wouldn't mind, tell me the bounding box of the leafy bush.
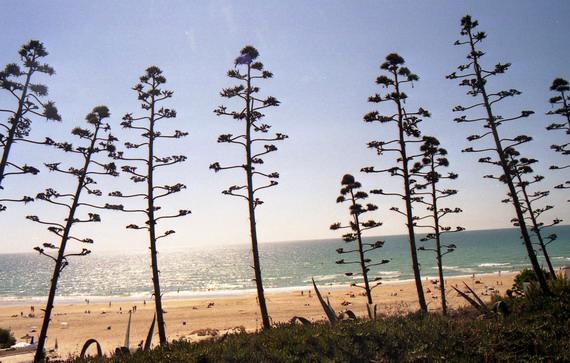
[0,327,15,349]
[513,268,556,291]
[506,272,570,316]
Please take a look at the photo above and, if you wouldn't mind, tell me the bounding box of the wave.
[303,274,343,283]
[478,263,511,267]
[373,271,401,280]
[377,271,401,276]
[204,283,249,290]
[350,271,401,280]
[440,266,477,273]
[264,276,293,281]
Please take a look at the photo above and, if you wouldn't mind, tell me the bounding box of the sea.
[0,226,569,305]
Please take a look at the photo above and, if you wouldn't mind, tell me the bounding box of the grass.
[69,279,570,363]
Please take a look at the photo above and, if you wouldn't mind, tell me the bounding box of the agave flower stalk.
[502,149,560,278]
[109,66,190,346]
[362,53,429,311]
[411,136,463,315]
[0,40,61,209]
[30,106,117,362]
[448,15,549,293]
[546,78,569,195]
[330,174,387,308]
[211,46,287,329]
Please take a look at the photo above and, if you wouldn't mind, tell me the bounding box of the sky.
[0,0,569,253]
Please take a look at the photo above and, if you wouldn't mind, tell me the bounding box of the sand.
[0,272,514,360]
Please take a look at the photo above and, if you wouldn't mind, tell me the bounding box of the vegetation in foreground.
[70,280,570,363]
[0,327,16,349]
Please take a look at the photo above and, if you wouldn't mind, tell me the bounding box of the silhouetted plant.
[361,53,429,311]
[411,136,463,315]
[79,339,103,359]
[312,278,338,325]
[0,327,15,349]
[502,148,561,278]
[211,46,287,330]
[451,282,490,316]
[330,174,387,313]
[0,40,61,210]
[447,15,549,294]
[109,66,189,346]
[546,77,569,195]
[29,106,117,362]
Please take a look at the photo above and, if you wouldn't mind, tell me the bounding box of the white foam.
[303,274,343,283]
[478,263,511,267]
[441,266,477,273]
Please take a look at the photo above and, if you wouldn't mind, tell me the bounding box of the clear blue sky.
[0,0,569,253]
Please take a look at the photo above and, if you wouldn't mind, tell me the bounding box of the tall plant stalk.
[546,78,570,195]
[110,66,190,346]
[30,106,116,362]
[504,150,560,278]
[362,53,429,311]
[211,46,287,329]
[448,15,550,294]
[0,40,60,210]
[331,174,387,308]
[412,136,463,315]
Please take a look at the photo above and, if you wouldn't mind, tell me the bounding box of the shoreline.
[0,270,517,307]
[0,272,517,359]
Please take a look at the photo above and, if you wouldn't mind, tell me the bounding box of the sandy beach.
[0,272,514,360]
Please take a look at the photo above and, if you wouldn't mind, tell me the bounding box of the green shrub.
[0,327,16,349]
[512,268,556,295]
[513,268,537,286]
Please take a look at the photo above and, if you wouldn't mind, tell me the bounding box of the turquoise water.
[0,226,569,304]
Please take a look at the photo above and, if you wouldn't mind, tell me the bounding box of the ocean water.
[0,226,569,304]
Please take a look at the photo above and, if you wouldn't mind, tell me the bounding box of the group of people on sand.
[16,305,36,318]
